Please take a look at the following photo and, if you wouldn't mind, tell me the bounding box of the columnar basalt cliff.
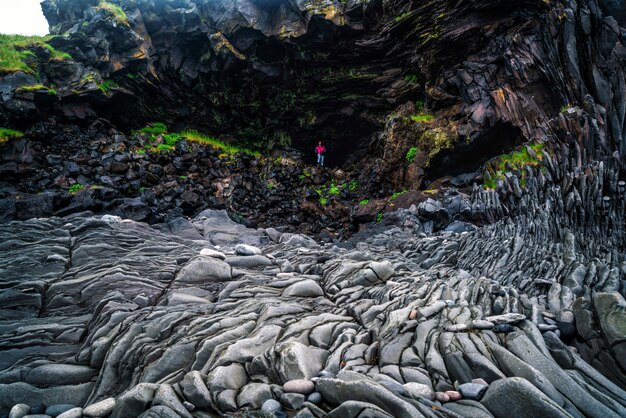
[0,0,625,417]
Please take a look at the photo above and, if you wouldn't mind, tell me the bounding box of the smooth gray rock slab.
[444,400,494,418]
[279,234,318,249]
[180,371,213,411]
[402,382,434,401]
[275,342,329,382]
[0,382,93,414]
[207,363,247,391]
[458,383,488,400]
[25,364,96,387]
[326,400,394,418]
[26,365,96,387]
[152,384,193,418]
[480,377,571,418]
[224,255,273,268]
[199,248,225,259]
[215,390,237,412]
[176,256,231,283]
[55,408,82,418]
[316,377,421,418]
[235,244,262,256]
[369,261,394,281]
[282,280,324,298]
[111,383,158,418]
[471,320,495,330]
[486,313,526,324]
[137,405,180,418]
[237,383,273,409]
[83,398,115,417]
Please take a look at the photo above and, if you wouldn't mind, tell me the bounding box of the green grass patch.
[0,128,24,144]
[15,84,57,95]
[376,213,383,223]
[348,179,359,191]
[328,182,341,196]
[156,144,174,152]
[483,143,545,189]
[139,122,167,136]
[406,147,418,162]
[359,199,369,206]
[163,133,182,146]
[135,123,260,157]
[391,190,407,200]
[96,1,129,26]
[69,183,85,194]
[180,130,261,157]
[409,113,434,123]
[97,79,118,93]
[0,34,71,74]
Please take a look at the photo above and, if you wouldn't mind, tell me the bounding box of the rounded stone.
[306,392,322,405]
[261,399,282,414]
[56,408,83,418]
[83,397,116,417]
[435,392,450,402]
[283,379,315,395]
[445,390,462,401]
[471,320,495,330]
[9,404,31,418]
[235,243,262,256]
[445,324,468,332]
[458,382,488,400]
[408,310,418,320]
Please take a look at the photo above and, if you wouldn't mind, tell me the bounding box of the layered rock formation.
[0,0,625,416]
[0,208,625,417]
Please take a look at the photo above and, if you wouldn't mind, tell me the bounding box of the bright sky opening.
[0,0,49,36]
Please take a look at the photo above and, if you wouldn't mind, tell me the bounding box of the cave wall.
[0,0,625,184]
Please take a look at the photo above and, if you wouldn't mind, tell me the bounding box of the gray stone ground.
[0,207,625,417]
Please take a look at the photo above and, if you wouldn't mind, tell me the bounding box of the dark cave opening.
[295,113,379,168]
[425,122,526,181]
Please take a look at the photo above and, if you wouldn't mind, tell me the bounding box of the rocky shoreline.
[0,0,625,416]
[0,205,625,417]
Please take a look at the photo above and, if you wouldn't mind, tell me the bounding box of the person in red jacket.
[315,141,326,167]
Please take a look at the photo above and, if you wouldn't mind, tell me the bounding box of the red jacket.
[316,145,326,155]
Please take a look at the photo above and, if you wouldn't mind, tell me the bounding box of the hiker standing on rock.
[316,141,326,167]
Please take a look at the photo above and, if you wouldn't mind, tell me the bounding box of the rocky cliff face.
[1,0,625,232]
[0,0,626,417]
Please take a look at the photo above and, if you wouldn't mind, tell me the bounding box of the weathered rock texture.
[0,207,625,416]
[0,0,625,416]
